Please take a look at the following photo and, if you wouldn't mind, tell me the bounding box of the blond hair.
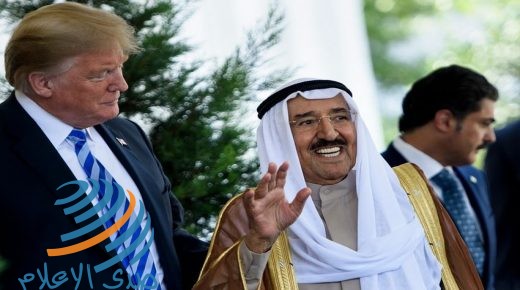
[4,2,140,91]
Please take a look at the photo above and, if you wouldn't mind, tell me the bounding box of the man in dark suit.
[382,65,498,290]
[485,119,520,290]
[0,3,207,290]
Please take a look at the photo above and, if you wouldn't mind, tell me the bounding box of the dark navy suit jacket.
[382,143,496,290]
[0,94,207,290]
[485,120,520,290]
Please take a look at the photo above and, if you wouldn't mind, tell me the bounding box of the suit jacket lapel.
[94,125,175,244]
[453,167,495,265]
[382,143,409,167]
[94,124,165,215]
[454,167,489,219]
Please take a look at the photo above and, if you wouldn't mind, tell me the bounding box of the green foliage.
[363,0,438,87]
[0,0,289,238]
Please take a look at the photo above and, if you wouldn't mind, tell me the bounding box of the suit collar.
[14,91,76,149]
[94,124,153,194]
[94,123,171,232]
[382,142,408,167]
[392,137,444,178]
[453,166,484,199]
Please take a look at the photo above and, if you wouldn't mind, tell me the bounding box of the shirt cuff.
[239,240,271,280]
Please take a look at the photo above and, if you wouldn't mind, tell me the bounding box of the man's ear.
[27,72,54,98]
[433,109,456,133]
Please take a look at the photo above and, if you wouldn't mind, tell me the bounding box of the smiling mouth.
[314,146,341,157]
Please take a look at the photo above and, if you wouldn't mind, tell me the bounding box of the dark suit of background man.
[382,64,498,290]
[485,119,520,290]
[0,3,207,290]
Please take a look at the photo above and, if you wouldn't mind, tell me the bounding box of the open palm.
[243,162,310,253]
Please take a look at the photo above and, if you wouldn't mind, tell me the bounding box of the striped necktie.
[431,168,485,274]
[67,128,162,289]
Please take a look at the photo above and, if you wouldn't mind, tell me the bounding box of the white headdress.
[257,79,441,289]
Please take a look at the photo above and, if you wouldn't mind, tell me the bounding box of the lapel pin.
[116,137,128,146]
[469,175,477,184]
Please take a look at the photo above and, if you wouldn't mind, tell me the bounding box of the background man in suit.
[382,64,498,289]
[485,119,520,290]
[0,3,207,289]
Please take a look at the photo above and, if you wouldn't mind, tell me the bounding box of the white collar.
[392,136,447,178]
[15,91,94,149]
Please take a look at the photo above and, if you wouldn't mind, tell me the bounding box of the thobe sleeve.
[193,194,271,290]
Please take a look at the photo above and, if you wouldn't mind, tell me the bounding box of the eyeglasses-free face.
[287,94,357,185]
[34,46,129,129]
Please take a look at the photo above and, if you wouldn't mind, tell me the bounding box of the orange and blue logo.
[18,179,159,289]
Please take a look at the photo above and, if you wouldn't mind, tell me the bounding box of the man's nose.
[485,127,496,143]
[109,68,128,92]
[316,117,338,140]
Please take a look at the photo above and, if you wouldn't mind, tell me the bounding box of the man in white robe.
[194,79,482,290]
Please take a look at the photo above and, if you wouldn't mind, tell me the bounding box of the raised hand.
[243,161,311,253]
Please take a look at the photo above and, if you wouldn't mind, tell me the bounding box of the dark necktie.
[430,168,485,274]
[67,129,162,289]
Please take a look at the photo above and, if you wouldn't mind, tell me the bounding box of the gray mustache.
[310,139,347,151]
